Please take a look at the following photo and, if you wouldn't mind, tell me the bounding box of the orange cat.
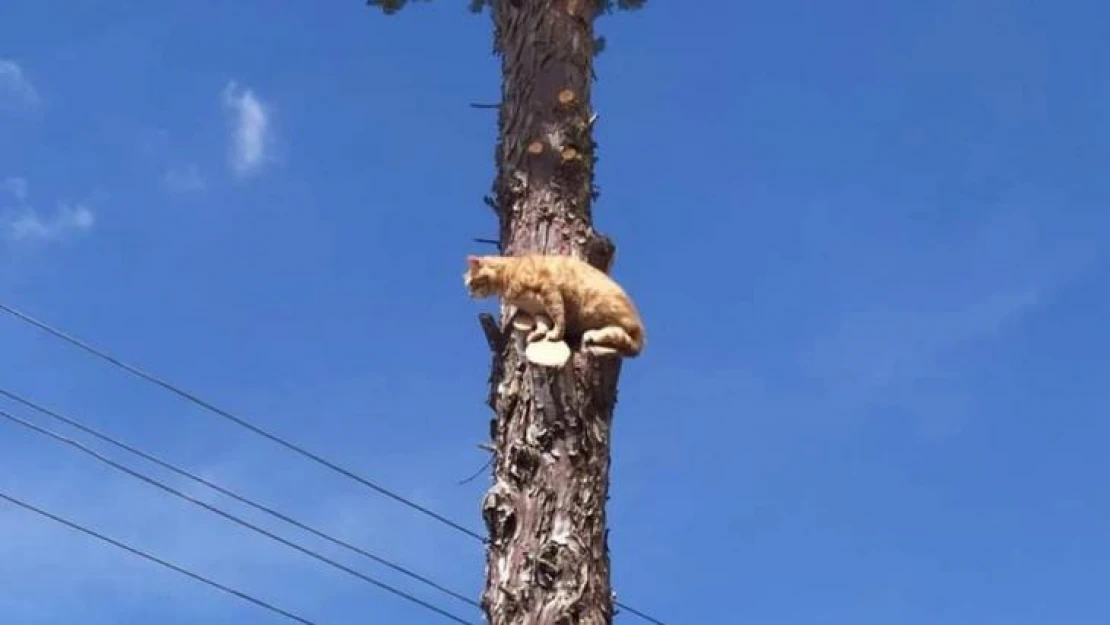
[463,253,645,358]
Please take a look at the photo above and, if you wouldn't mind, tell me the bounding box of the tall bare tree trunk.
[479,1,619,624]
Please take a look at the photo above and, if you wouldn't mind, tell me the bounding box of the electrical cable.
[0,408,478,625]
[0,489,319,625]
[0,301,670,625]
[0,301,484,541]
[0,386,479,609]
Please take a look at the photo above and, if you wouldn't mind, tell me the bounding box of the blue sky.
[2,0,1110,623]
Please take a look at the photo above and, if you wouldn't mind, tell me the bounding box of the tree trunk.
[479,1,619,625]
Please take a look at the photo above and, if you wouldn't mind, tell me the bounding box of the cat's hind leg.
[581,325,642,357]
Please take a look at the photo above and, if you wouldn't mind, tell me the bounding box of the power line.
[0,301,670,625]
[0,386,479,610]
[0,301,484,541]
[0,489,319,625]
[0,408,478,625]
[617,602,669,625]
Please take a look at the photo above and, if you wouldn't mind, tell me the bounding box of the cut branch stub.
[479,313,504,352]
[525,340,572,368]
[511,311,571,368]
[527,141,545,155]
[558,89,576,105]
[511,313,535,332]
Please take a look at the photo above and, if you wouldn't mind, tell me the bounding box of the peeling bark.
[480,2,617,625]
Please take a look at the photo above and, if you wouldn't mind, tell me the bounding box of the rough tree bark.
[479,1,620,624]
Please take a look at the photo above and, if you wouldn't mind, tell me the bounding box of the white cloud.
[4,203,95,242]
[0,60,41,111]
[1,180,95,244]
[161,164,206,193]
[222,82,272,176]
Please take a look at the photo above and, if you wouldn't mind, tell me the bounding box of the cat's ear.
[466,255,482,270]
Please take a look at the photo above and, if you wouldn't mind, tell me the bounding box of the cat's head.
[463,255,503,298]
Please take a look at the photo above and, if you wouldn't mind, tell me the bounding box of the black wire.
[0,408,478,625]
[0,301,670,625]
[617,602,669,625]
[0,489,319,625]
[0,302,484,541]
[0,387,479,610]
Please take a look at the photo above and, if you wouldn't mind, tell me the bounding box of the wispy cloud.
[161,164,207,194]
[1,178,95,244]
[221,82,272,177]
[4,204,95,242]
[0,60,41,112]
[798,198,1106,433]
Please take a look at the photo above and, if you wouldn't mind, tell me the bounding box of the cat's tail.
[582,324,644,358]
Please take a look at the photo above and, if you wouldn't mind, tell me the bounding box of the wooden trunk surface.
[480,2,619,624]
